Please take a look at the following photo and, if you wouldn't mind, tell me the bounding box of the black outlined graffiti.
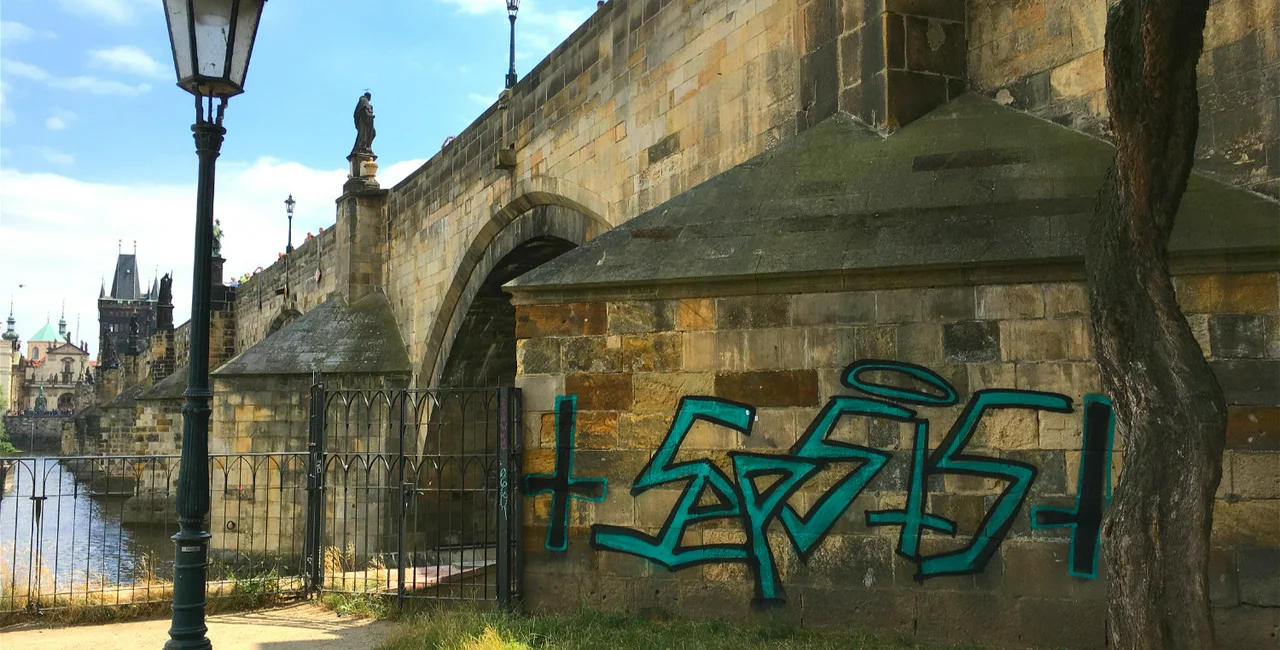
[1030,394,1115,578]
[524,395,607,551]
[566,360,1114,604]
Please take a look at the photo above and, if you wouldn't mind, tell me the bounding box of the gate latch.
[401,482,415,513]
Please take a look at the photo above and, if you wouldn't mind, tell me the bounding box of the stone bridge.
[223,0,1277,396]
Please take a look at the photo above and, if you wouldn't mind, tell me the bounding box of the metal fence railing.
[308,383,521,607]
[0,453,309,613]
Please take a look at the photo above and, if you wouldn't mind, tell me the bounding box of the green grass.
[378,609,985,650]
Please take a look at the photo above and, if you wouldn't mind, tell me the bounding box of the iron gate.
[302,376,522,607]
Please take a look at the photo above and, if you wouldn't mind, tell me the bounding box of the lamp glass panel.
[228,0,265,88]
[192,0,234,79]
[163,0,193,80]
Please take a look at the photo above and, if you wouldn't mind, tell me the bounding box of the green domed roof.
[30,321,61,342]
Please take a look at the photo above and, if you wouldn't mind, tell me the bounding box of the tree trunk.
[1086,1,1227,648]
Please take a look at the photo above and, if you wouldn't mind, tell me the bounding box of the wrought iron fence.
[0,452,309,613]
[307,383,521,607]
[0,383,522,614]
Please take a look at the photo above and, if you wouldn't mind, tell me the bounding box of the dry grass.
[378,609,989,650]
[0,550,296,627]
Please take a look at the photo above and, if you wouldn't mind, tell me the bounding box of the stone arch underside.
[420,200,606,388]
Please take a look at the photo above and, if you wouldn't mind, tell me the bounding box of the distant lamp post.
[506,0,520,88]
[160,2,267,649]
[283,194,295,300]
[284,194,295,254]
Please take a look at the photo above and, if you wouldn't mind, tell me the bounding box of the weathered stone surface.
[1213,359,1280,406]
[1209,548,1241,607]
[1213,499,1280,547]
[805,327,859,368]
[682,330,746,372]
[714,370,820,407]
[1210,313,1269,359]
[1239,549,1280,606]
[561,336,623,374]
[896,322,943,363]
[1176,273,1279,314]
[576,411,619,450]
[972,408,1039,449]
[876,289,922,323]
[743,328,807,370]
[1227,406,1280,450]
[619,411,673,449]
[716,295,790,329]
[921,287,976,321]
[1001,318,1091,361]
[676,298,715,331]
[608,301,676,334]
[517,337,561,375]
[1042,283,1089,318]
[1233,452,1280,498]
[564,373,633,411]
[977,284,1045,320]
[620,333,683,372]
[632,372,714,411]
[943,321,1000,363]
[792,292,877,325]
[515,303,608,339]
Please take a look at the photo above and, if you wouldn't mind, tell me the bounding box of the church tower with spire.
[97,242,159,367]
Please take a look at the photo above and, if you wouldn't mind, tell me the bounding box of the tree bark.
[1086,1,1227,648]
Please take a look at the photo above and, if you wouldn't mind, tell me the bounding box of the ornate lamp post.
[160,2,266,648]
[506,0,520,88]
[283,194,294,300]
[284,194,295,254]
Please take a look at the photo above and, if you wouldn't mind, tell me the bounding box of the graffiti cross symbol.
[524,395,607,551]
[1030,394,1115,579]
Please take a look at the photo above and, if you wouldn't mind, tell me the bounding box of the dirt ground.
[0,602,392,650]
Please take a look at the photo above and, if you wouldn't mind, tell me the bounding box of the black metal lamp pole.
[506,0,520,88]
[167,97,223,650]
[161,2,267,648]
[285,194,295,254]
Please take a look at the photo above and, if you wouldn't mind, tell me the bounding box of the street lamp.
[506,0,520,89]
[283,194,294,301]
[284,194,295,254]
[161,2,267,648]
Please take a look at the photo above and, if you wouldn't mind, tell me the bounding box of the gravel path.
[0,602,391,650]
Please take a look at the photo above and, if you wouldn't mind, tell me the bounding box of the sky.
[0,0,595,357]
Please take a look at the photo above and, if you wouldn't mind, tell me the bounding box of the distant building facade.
[99,252,159,359]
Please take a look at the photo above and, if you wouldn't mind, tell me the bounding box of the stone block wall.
[968,0,1280,198]
[233,225,340,355]
[512,272,1280,647]
[1,415,67,453]
[384,0,800,383]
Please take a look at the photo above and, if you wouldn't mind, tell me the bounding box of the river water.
[0,456,176,604]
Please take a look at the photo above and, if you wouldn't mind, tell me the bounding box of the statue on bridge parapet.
[347,91,379,186]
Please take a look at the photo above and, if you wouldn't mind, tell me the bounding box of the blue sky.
[1,0,593,356]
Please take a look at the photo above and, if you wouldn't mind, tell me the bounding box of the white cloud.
[440,0,589,53]
[441,0,505,16]
[0,83,13,124]
[45,108,76,131]
[33,147,75,165]
[58,0,152,25]
[468,92,498,107]
[0,156,426,356]
[1,21,56,44]
[89,45,165,78]
[2,59,151,96]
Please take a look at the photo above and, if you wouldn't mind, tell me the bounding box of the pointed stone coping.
[213,292,411,377]
[507,94,1279,297]
[137,366,188,401]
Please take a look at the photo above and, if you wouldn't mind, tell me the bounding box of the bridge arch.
[420,187,609,388]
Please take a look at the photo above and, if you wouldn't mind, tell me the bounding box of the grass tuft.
[378,608,986,650]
